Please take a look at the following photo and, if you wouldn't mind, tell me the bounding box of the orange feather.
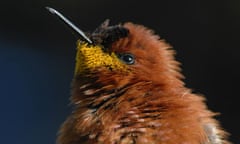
[57,22,230,144]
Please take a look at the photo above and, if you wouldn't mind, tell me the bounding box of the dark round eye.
[118,53,135,65]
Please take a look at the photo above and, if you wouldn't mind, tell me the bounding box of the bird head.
[46,7,183,87]
[74,20,183,89]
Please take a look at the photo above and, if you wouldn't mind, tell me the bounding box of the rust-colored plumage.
[57,21,230,144]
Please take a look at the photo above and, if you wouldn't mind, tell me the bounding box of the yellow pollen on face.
[74,41,128,75]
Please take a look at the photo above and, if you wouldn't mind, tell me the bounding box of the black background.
[0,0,239,144]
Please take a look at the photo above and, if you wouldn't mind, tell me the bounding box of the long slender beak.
[46,7,92,44]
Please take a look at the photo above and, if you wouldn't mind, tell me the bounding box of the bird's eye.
[118,53,135,65]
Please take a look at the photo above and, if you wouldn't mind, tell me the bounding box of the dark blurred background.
[0,0,239,144]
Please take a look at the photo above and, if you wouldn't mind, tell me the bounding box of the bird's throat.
[74,41,129,75]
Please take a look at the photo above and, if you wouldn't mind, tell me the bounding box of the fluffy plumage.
[57,22,230,144]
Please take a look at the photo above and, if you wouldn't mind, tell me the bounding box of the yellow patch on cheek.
[74,41,129,75]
